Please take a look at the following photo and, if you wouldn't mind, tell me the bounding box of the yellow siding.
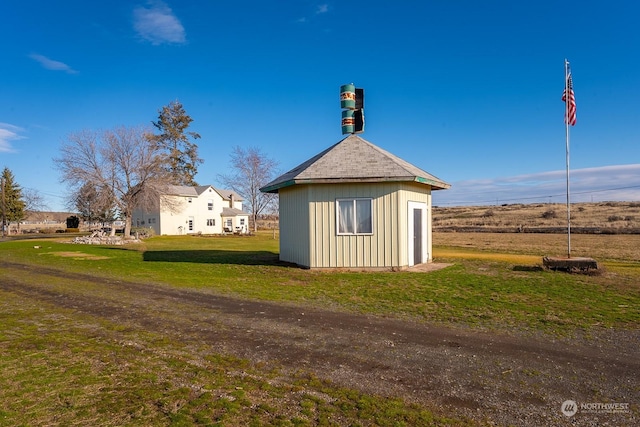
[278,186,311,267]
[278,182,433,269]
[302,183,430,268]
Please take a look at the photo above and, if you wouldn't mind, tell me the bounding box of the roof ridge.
[260,134,450,193]
[362,138,442,179]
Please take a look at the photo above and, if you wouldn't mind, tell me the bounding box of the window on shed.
[337,198,373,235]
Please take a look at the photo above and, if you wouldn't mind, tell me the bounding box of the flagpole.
[564,59,571,258]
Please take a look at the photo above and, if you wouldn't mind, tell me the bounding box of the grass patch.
[1,233,638,425]
[2,233,639,332]
[0,289,475,426]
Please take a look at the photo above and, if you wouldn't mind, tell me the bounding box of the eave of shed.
[260,134,450,193]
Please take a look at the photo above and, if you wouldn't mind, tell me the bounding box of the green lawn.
[3,233,639,331]
[1,233,638,426]
[1,234,488,426]
[0,285,467,427]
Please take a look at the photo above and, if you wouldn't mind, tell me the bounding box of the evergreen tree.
[149,100,202,186]
[1,167,25,231]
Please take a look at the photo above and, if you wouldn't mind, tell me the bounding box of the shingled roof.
[165,185,243,201]
[260,134,450,193]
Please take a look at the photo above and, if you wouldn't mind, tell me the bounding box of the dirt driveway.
[2,261,637,426]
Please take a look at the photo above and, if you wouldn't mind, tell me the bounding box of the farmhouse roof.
[212,187,243,202]
[222,207,247,217]
[260,134,450,193]
[166,185,243,201]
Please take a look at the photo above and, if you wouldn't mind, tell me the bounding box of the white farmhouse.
[133,185,250,235]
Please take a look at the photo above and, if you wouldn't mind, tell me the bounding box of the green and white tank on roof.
[340,84,364,134]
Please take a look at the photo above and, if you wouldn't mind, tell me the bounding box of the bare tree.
[71,182,116,225]
[21,188,50,223]
[219,146,278,232]
[22,188,48,213]
[18,187,49,226]
[55,126,168,237]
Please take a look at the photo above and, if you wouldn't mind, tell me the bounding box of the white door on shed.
[408,201,427,266]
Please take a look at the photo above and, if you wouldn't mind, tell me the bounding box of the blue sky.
[2,0,639,210]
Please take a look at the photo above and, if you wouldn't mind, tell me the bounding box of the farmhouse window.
[207,219,215,226]
[207,200,213,210]
[337,198,373,235]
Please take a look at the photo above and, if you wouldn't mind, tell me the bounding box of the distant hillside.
[22,211,76,223]
[433,202,640,234]
[22,211,78,224]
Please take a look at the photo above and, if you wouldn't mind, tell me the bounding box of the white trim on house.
[336,198,374,235]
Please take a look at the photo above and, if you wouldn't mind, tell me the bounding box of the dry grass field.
[434,231,639,262]
[433,201,640,233]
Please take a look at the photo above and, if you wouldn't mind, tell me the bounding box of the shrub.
[131,227,155,239]
[541,209,557,219]
[608,215,623,222]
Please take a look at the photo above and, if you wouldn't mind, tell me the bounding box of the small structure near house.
[543,256,598,272]
[260,134,450,270]
[132,185,250,236]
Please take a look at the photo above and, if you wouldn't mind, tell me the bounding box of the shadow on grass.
[512,265,544,272]
[143,250,292,267]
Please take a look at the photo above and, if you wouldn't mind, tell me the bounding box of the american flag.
[562,65,577,126]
